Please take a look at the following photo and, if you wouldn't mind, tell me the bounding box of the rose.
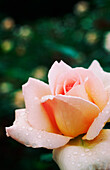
[6,60,110,149]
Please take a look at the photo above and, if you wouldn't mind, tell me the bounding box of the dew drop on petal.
[49,143,52,147]
[97,158,100,162]
[28,127,33,131]
[77,163,81,167]
[21,112,25,116]
[101,151,106,155]
[88,152,92,156]
[85,148,90,152]
[67,154,71,158]
[85,160,88,163]
[47,139,50,142]
[81,153,85,156]
[38,135,41,138]
[32,143,37,148]
[34,97,38,100]
[73,152,78,155]
[26,110,29,114]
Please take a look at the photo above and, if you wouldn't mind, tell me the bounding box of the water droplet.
[38,135,41,138]
[67,154,71,158]
[22,126,25,129]
[26,110,29,114]
[102,151,106,155]
[106,110,109,114]
[81,153,85,156]
[85,148,90,152]
[97,158,100,162]
[77,163,81,167]
[93,151,96,155]
[28,127,33,131]
[85,160,88,163]
[32,143,37,148]
[47,139,50,142]
[73,152,77,155]
[34,97,37,100]
[88,152,92,156]
[21,112,25,116]
[49,143,52,147]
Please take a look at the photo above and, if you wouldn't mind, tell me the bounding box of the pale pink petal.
[23,77,51,99]
[83,98,110,140]
[41,95,100,138]
[53,130,110,170]
[66,83,91,101]
[55,67,108,110]
[22,78,58,133]
[6,109,71,149]
[106,86,110,122]
[48,61,72,94]
[55,70,81,95]
[74,68,108,111]
[106,85,110,97]
[89,60,110,89]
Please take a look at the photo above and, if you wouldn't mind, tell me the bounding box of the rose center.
[65,82,74,93]
[63,79,81,94]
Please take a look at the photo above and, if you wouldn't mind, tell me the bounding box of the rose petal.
[23,77,51,99]
[83,98,110,140]
[106,86,110,122]
[22,78,57,133]
[49,61,108,110]
[6,109,72,149]
[41,95,100,138]
[66,83,91,101]
[51,66,108,110]
[55,71,81,95]
[48,61,72,94]
[74,68,108,111]
[89,60,110,89]
[53,129,110,170]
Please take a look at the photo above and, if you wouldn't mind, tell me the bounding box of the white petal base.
[53,130,110,170]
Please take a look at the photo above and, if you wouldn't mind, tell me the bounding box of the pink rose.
[6,60,110,149]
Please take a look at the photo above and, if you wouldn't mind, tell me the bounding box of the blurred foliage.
[1,0,110,169]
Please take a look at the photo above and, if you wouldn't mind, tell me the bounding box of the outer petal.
[48,61,72,94]
[22,78,58,133]
[89,60,110,89]
[41,95,100,138]
[23,77,51,99]
[53,129,110,170]
[83,97,110,140]
[6,109,72,149]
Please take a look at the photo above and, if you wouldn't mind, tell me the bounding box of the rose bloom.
[6,60,110,149]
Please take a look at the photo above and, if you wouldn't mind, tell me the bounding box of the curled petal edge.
[83,98,110,140]
[89,60,110,89]
[41,95,100,138]
[48,60,72,95]
[6,109,72,149]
